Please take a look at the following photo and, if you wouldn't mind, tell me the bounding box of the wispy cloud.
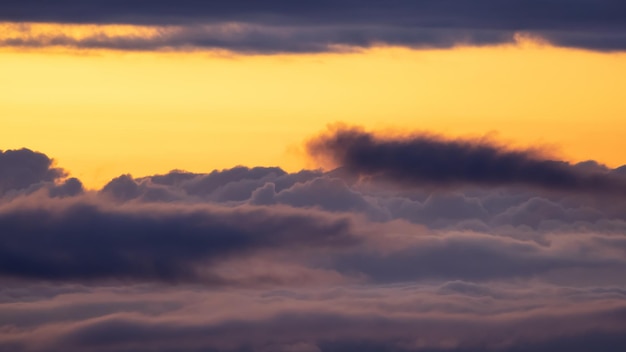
[0,1,625,52]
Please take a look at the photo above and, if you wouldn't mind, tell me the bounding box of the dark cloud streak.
[0,201,356,283]
[308,127,626,195]
[1,0,625,52]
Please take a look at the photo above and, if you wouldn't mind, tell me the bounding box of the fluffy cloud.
[1,140,626,351]
[0,148,67,196]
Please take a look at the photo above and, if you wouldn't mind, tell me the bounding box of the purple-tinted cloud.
[308,126,626,196]
[0,200,357,284]
[0,148,67,196]
[0,1,625,52]
[0,282,625,351]
[1,143,626,351]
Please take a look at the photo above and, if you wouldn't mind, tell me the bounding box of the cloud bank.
[1,0,625,52]
[1,130,626,351]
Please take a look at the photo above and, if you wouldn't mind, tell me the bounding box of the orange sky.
[1,39,625,188]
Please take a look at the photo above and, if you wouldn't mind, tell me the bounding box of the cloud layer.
[1,0,625,52]
[1,132,626,351]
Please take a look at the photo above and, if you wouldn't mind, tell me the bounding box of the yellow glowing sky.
[1,38,625,188]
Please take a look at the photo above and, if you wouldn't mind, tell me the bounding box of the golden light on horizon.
[1,37,625,188]
[4,3,626,350]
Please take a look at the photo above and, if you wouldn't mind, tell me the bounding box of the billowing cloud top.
[0,148,67,196]
[1,129,626,351]
[1,0,626,52]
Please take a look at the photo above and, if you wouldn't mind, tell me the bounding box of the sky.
[1,1,626,351]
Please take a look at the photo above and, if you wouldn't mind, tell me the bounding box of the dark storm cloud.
[0,148,66,196]
[308,127,626,195]
[0,200,357,283]
[1,1,625,52]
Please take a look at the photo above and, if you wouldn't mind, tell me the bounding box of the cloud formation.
[1,282,625,352]
[1,140,626,351]
[0,0,625,52]
[0,148,66,196]
[308,126,626,195]
[0,200,356,284]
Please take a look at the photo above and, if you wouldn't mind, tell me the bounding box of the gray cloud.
[1,283,625,351]
[308,126,626,196]
[1,145,626,351]
[0,1,625,52]
[0,200,357,284]
[0,148,66,197]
